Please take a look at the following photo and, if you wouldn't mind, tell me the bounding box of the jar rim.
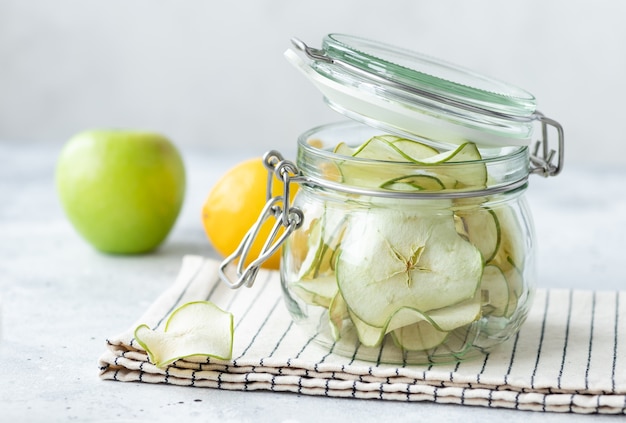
[299,121,529,165]
[296,121,530,199]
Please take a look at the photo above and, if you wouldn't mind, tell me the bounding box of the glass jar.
[280,120,536,364]
[219,34,563,365]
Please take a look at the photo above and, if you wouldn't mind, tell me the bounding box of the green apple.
[56,129,186,254]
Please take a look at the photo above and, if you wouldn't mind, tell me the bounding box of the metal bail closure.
[218,151,304,289]
[530,111,565,177]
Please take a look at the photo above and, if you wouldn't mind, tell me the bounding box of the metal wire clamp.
[218,151,304,289]
[530,112,564,177]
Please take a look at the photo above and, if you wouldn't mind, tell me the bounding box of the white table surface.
[0,140,623,422]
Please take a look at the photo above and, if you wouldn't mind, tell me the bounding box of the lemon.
[202,158,298,270]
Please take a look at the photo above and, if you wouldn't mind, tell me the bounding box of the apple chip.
[134,301,234,368]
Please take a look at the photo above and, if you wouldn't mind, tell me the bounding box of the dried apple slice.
[488,205,526,316]
[480,264,511,317]
[455,207,501,263]
[352,135,439,162]
[391,320,449,351]
[421,142,488,190]
[380,173,448,192]
[290,205,347,309]
[490,205,525,269]
[334,136,440,189]
[348,291,481,349]
[134,301,234,367]
[291,275,338,308]
[336,208,483,330]
[336,138,487,192]
[296,204,347,280]
[329,291,349,340]
[348,308,386,347]
[500,258,523,318]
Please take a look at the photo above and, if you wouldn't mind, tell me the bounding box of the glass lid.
[285,34,544,148]
[323,34,536,118]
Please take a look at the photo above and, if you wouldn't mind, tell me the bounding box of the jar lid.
[286,34,539,147]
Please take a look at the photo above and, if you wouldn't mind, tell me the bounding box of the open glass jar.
[219,34,564,365]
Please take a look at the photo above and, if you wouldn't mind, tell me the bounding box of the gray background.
[1,0,625,165]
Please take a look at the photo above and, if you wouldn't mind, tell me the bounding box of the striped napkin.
[98,255,625,414]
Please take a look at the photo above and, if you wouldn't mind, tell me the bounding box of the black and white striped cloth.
[99,255,625,414]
